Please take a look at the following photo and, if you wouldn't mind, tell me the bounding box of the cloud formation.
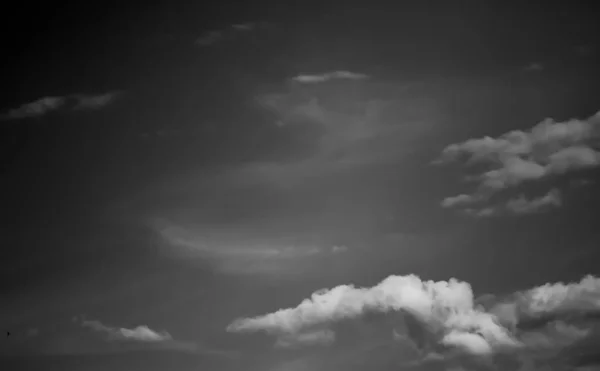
[238,76,439,187]
[0,91,121,120]
[80,318,172,343]
[226,273,600,368]
[291,71,369,84]
[153,219,344,276]
[195,22,271,46]
[435,111,600,216]
[1,96,66,120]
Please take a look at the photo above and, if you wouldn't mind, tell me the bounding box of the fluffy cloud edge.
[226,273,600,363]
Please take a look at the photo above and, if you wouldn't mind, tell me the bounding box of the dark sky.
[2,1,600,370]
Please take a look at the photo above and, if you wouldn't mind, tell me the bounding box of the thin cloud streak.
[195,22,271,46]
[291,71,370,84]
[153,219,345,276]
[0,91,122,120]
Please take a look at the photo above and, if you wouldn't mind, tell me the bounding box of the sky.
[2,1,600,370]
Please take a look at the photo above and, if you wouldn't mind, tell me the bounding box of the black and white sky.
[2,1,600,370]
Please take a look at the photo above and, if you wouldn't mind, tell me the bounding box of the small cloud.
[1,96,66,120]
[274,329,336,348]
[505,189,561,215]
[575,44,595,57]
[73,91,122,110]
[441,194,482,208]
[291,71,369,84]
[460,189,561,218]
[0,91,121,121]
[195,22,270,46]
[195,30,224,46]
[80,318,172,343]
[331,245,348,254]
[231,23,256,31]
[523,62,544,72]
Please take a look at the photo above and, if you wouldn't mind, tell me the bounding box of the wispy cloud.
[0,91,121,121]
[80,318,172,343]
[227,273,600,369]
[152,219,342,276]
[195,22,271,46]
[274,329,336,349]
[1,96,66,120]
[434,111,600,216]
[291,71,370,84]
[235,76,438,187]
[72,91,122,110]
[523,62,544,72]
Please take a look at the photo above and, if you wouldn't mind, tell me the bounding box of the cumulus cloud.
[226,274,520,354]
[519,275,600,317]
[80,318,172,343]
[226,273,600,368]
[435,111,600,215]
[0,91,121,120]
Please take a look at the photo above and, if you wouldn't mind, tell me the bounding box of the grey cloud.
[195,22,271,46]
[1,96,66,120]
[505,189,562,215]
[436,111,600,215]
[274,329,336,348]
[72,91,122,110]
[1,91,121,120]
[238,77,439,186]
[463,189,562,218]
[291,71,370,84]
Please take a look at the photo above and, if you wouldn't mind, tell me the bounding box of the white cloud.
[226,274,520,354]
[226,273,600,364]
[80,318,172,343]
[435,111,600,215]
[519,275,600,317]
